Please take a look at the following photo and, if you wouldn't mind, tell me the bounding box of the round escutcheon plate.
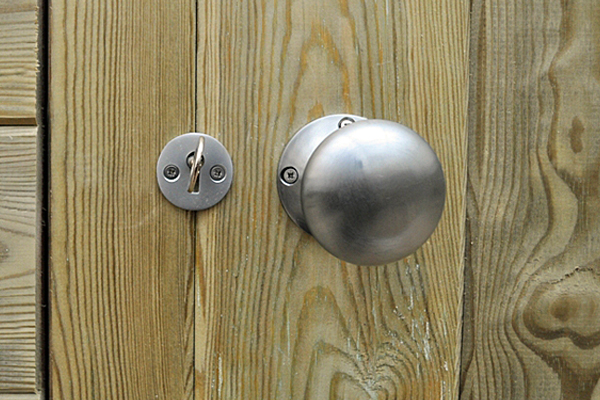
[156,133,233,211]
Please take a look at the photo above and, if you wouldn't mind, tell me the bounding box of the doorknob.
[277,115,445,265]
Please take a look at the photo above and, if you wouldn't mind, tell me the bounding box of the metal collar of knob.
[277,115,446,266]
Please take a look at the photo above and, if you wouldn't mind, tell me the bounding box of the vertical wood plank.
[0,0,37,124]
[461,0,600,398]
[49,1,196,398]
[195,1,469,399]
[0,127,37,394]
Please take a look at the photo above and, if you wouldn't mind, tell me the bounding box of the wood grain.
[461,0,600,398]
[0,0,37,124]
[1,395,40,400]
[0,127,37,394]
[195,1,469,399]
[48,1,196,398]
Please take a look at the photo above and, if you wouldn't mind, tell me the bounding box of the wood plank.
[0,127,36,394]
[1,394,40,400]
[195,1,469,398]
[48,1,196,398]
[461,0,600,399]
[0,0,37,124]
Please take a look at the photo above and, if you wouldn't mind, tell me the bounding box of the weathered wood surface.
[0,0,37,124]
[48,1,196,398]
[0,1,39,396]
[0,127,37,394]
[1,394,40,400]
[195,1,469,399]
[461,0,600,399]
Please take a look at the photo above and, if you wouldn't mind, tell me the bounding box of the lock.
[156,133,233,210]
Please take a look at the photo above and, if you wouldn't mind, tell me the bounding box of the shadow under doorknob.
[277,115,446,266]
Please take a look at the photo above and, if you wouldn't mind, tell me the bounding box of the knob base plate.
[277,114,366,232]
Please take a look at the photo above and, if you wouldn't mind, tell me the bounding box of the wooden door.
[44,0,600,399]
[48,0,468,398]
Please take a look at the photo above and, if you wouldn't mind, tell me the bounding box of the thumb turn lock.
[156,133,233,211]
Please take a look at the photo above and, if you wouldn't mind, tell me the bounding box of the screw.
[338,117,355,128]
[163,164,180,181]
[281,167,298,184]
[210,165,226,182]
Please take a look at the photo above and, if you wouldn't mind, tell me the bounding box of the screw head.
[281,167,298,184]
[210,165,226,182]
[163,164,180,181]
[338,117,355,128]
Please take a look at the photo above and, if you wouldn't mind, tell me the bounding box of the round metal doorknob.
[277,114,445,266]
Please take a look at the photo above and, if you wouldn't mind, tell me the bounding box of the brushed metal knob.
[277,115,445,266]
